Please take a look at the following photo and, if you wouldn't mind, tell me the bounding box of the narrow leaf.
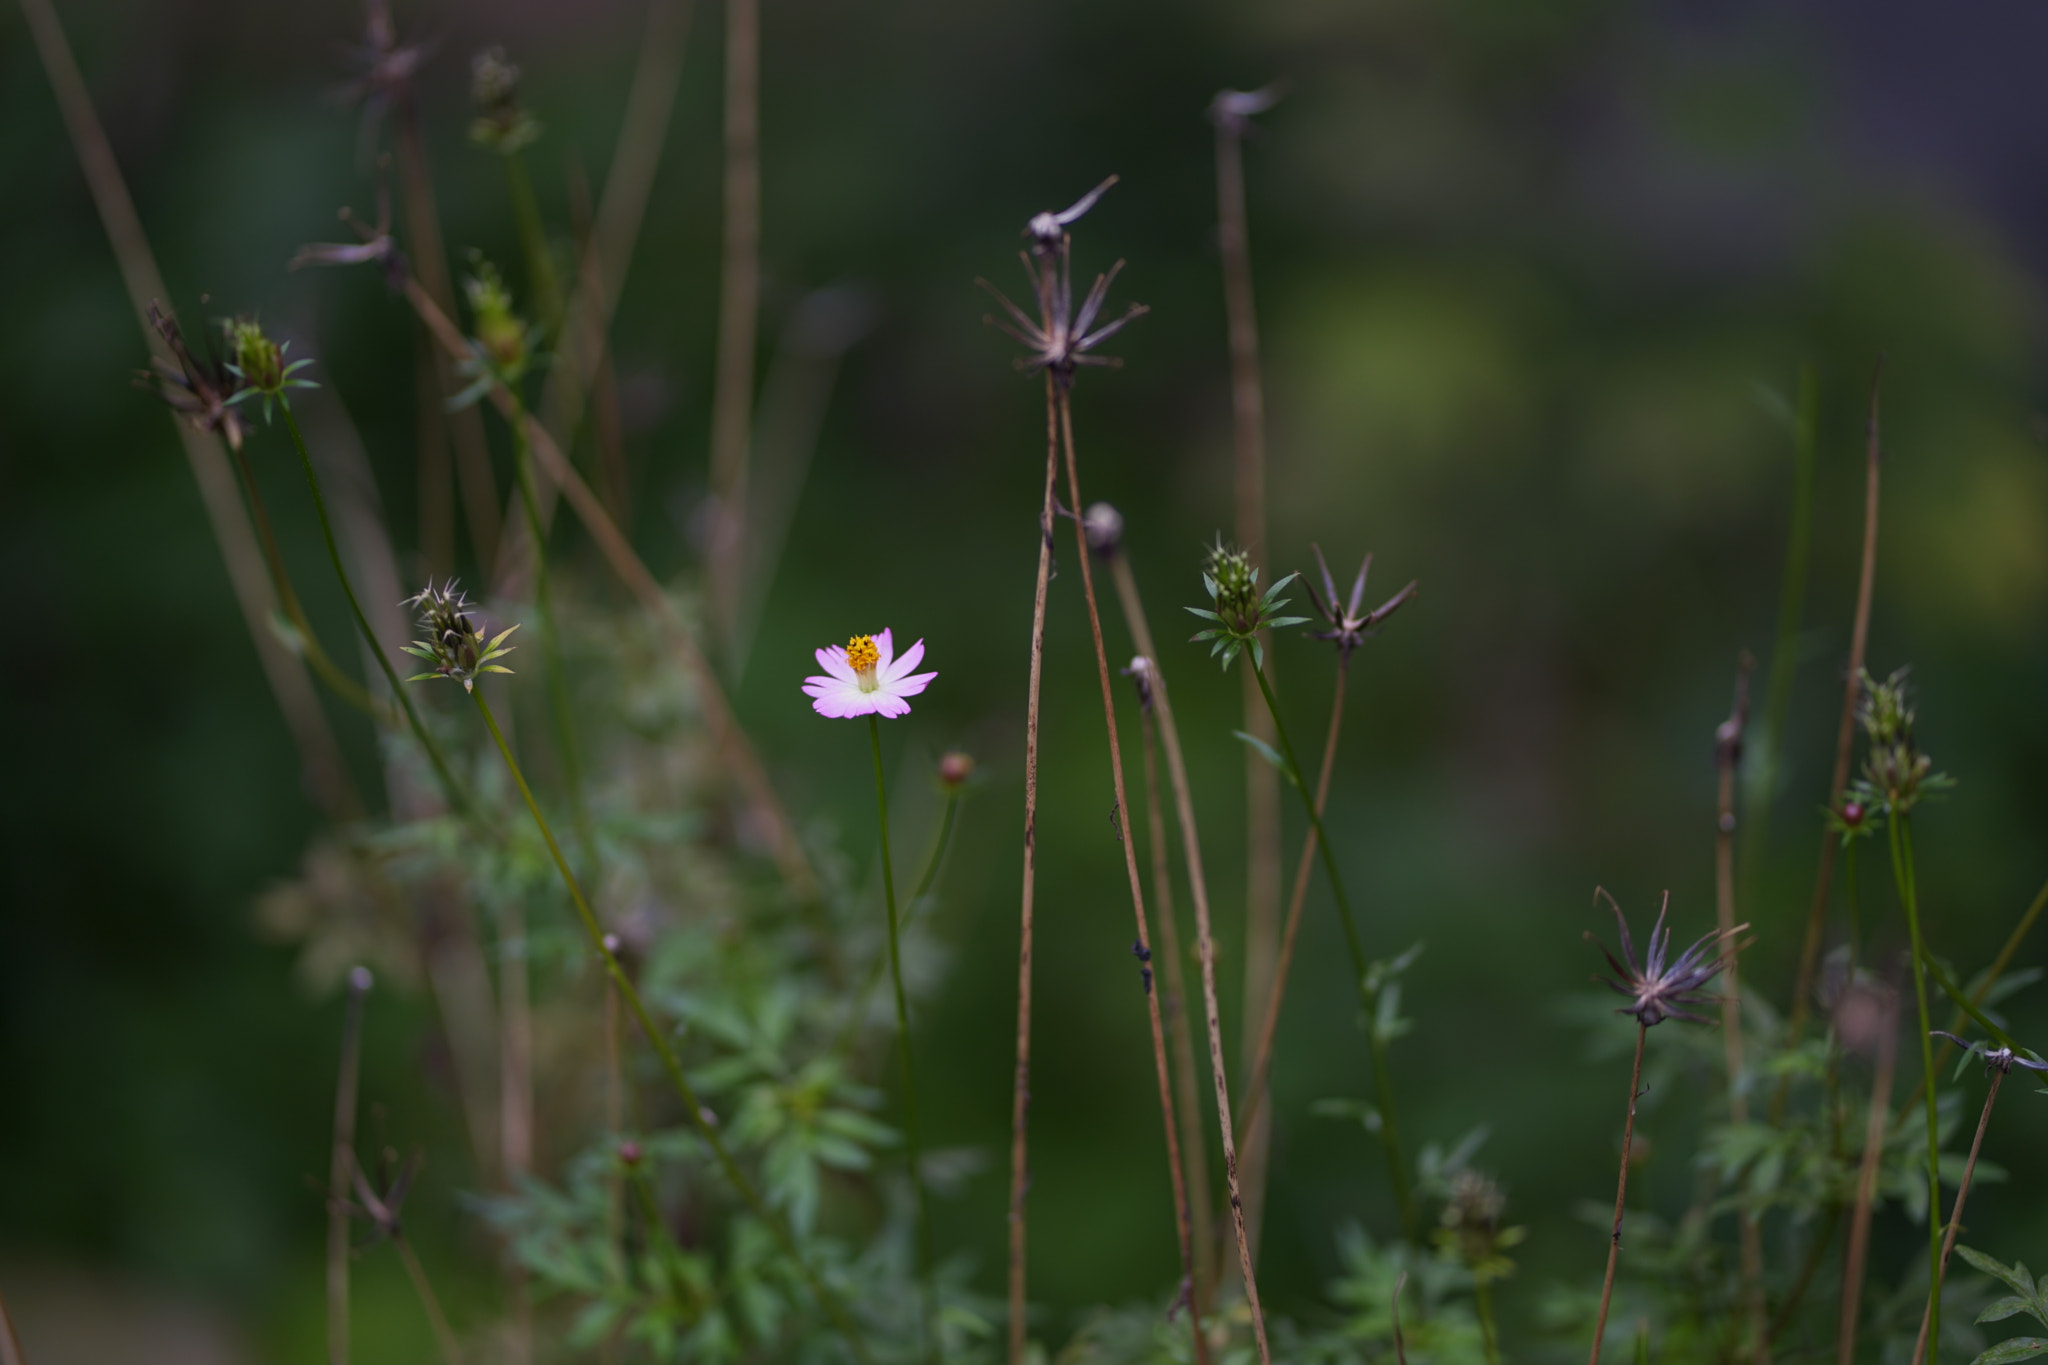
[1968,1337,2048,1365]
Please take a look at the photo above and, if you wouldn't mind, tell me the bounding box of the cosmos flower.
[1586,888,1742,1028]
[803,629,936,720]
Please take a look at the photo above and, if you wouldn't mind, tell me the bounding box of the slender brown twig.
[1714,657,1768,1365]
[20,0,356,821]
[707,0,762,646]
[1135,672,1219,1305]
[1007,373,1060,1365]
[1215,90,1284,1260]
[1059,391,1222,1365]
[1783,364,1884,1067]
[1839,994,1898,1365]
[1911,1066,2005,1365]
[329,968,373,1365]
[1236,655,1347,1139]
[0,1284,22,1365]
[1589,1023,1648,1365]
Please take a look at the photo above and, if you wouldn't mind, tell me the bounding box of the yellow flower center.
[845,634,880,690]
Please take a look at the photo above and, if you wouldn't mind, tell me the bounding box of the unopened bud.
[1840,801,1865,827]
[937,751,975,791]
[348,966,375,993]
[1084,502,1124,555]
[617,1140,642,1166]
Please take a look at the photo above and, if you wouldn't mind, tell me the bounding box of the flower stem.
[831,789,961,1062]
[1589,1022,1647,1365]
[1236,655,1347,1139]
[1888,812,1942,1355]
[467,688,872,1363]
[1060,391,1224,1365]
[1902,870,2048,1125]
[1475,1279,1502,1365]
[280,405,476,820]
[1246,660,1415,1243]
[869,715,937,1365]
[1911,1067,2003,1365]
[392,1232,465,1365]
[502,152,562,335]
[1007,372,1059,1365]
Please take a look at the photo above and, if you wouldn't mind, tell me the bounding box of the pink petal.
[872,692,913,718]
[814,646,854,682]
[873,628,895,671]
[892,670,938,698]
[810,686,871,718]
[884,638,926,681]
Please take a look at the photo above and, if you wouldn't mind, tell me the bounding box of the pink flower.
[803,628,936,719]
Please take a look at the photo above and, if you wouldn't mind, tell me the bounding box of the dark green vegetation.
[4,0,2048,1361]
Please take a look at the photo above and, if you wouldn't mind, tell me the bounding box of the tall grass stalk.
[467,688,873,1363]
[1107,546,1219,1303]
[1245,660,1416,1242]
[1007,373,1060,1365]
[1588,1023,1647,1365]
[328,968,373,1365]
[280,406,477,820]
[1236,652,1347,1139]
[865,716,937,1365]
[1911,1066,2004,1365]
[1887,814,1943,1351]
[1785,367,1884,1060]
[1740,363,1818,903]
[1214,91,1284,1259]
[1057,392,1214,1364]
[21,0,356,819]
[1712,660,1767,1364]
[707,0,762,646]
[1839,999,1898,1365]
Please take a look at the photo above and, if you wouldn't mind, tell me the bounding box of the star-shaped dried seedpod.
[290,173,409,295]
[1304,543,1417,659]
[137,304,247,452]
[1930,1031,2048,1077]
[1586,888,1742,1027]
[1208,83,1285,136]
[978,235,1147,389]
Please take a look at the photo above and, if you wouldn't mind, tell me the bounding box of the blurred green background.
[4,0,2048,1358]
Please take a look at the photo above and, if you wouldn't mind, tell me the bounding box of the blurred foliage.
[4,0,2048,1360]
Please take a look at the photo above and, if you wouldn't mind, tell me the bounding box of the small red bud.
[618,1140,642,1166]
[937,751,975,790]
[1841,801,1865,827]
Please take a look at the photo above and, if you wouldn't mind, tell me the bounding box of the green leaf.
[1960,1245,2036,1298]
[1969,1338,2048,1365]
[1233,731,1298,786]
[1924,952,2019,1051]
[1979,1298,2045,1328]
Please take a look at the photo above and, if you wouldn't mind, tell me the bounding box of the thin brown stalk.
[1783,365,1884,1065]
[20,0,356,822]
[400,278,824,912]
[1714,658,1767,1365]
[1007,375,1059,1365]
[1589,1023,1648,1365]
[1236,657,1346,1139]
[0,1286,21,1365]
[1138,691,1220,1303]
[394,1235,465,1365]
[707,0,762,647]
[384,30,500,572]
[566,161,632,526]
[329,969,373,1365]
[1216,95,1283,1261]
[1059,392,1213,1365]
[499,899,534,1184]
[1839,1002,1899,1365]
[1911,1068,2004,1365]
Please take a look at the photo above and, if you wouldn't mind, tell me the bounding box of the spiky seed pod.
[401,580,518,692]
[1586,888,1742,1028]
[1186,538,1309,671]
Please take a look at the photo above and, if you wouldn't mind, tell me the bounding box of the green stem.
[1888,811,1940,1357]
[1845,840,1862,971]
[832,791,960,1062]
[870,716,936,1365]
[469,688,871,1363]
[503,153,562,336]
[1475,1279,1501,1365]
[1247,661,1415,1243]
[279,405,474,818]
[507,389,593,862]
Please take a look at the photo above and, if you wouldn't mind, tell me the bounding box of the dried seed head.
[1585,888,1740,1028]
[1024,175,1117,254]
[1121,655,1155,711]
[138,303,247,452]
[978,232,1146,390]
[1305,543,1416,659]
[470,46,540,153]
